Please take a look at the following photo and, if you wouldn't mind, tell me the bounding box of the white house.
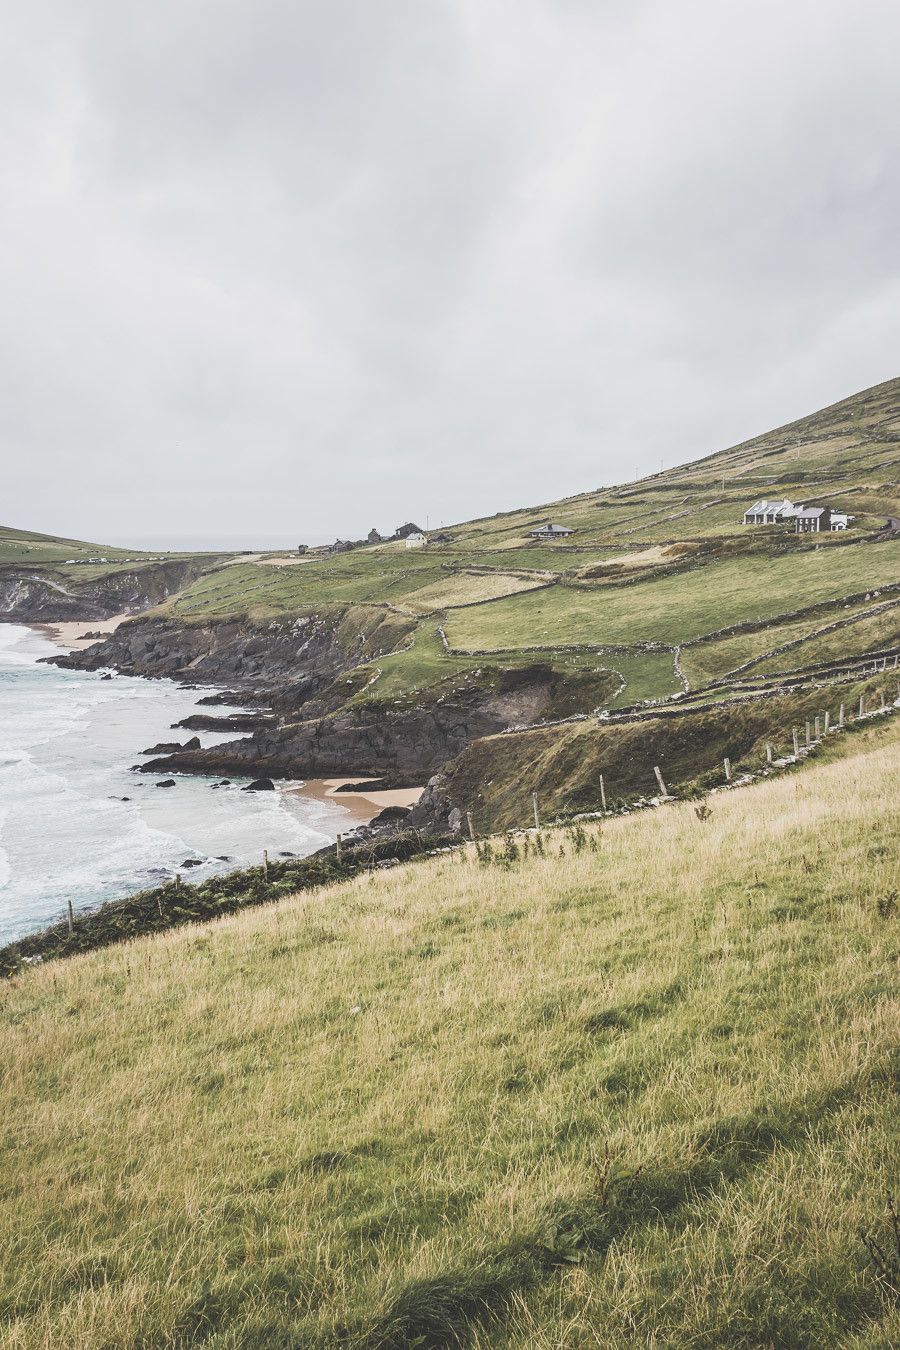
[405,532,427,549]
[829,512,853,531]
[742,499,797,525]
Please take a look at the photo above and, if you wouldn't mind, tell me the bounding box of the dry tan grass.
[400,571,548,615]
[0,723,897,1346]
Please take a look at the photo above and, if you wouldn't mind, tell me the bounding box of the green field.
[1,721,896,1348]
[678,595,898,686]
[445,542,900,653]
[0,525,144,566]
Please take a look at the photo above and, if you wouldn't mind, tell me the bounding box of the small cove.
[0,624,352,943]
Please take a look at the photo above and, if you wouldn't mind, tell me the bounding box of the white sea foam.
[0,624,349,944]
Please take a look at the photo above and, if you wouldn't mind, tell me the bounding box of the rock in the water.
[181,858,204,868]
[215,855,233,862]
[155,779,176,788]
[142,737,201,755]
[278,850,296,857]
[242,778,275,792]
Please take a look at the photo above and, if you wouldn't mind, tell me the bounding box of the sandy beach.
[283,777,423,824]
[35,614,130,651]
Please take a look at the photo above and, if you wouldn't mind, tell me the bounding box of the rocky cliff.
[0,559,212,623]
[44,604,620,790]
[138,667,591,783]
[51,609,416,708]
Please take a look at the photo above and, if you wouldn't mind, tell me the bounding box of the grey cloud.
[1,0,899,545]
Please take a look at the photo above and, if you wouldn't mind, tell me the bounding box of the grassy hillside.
[5,380,899,715]
[1,720,897,1348]
[0,525,146,566]
[135,377,900,712]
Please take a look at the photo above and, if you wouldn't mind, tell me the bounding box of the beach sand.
[37,615,131,651]
[283,778,423,824]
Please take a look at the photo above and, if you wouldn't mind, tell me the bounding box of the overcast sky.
[2,0,899,547]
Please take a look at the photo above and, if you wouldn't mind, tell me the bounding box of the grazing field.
[749,603,900,675]
[399,570,550,615]
[445,541,900,653]
[678,597,898,686]
[0,722,897,1348]
[0,526,142,566]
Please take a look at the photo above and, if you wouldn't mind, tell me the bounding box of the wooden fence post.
[792,727,799,756]
[466,811,475,841]
[859,694,865,718]
[335,834,342,863]
[599,773,607,811]
[263,848,269,879]
[724,757,731,781]
[67,899,74,934]
[653,766,668,798]
[765,743,773,764]
[838,703,845,727]
[532,792,540,830]
[824,710,830,733]
[805,721,811,748]
[814,716,821,740]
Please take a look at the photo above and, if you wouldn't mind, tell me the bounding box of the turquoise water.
[0,624,349,943]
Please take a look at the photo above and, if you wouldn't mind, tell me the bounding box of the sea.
[0,624,350,945]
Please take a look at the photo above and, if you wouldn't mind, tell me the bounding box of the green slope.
[0,524,147,566]
[0,720,896,1347]
[147,376,900,710]
[6,379,899,715]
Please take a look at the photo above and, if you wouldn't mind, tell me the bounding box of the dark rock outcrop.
[142,737,201,755]
[242,778,275,792]
[50,612,416,714]
[368,805,411,827]
[174,713,273,732]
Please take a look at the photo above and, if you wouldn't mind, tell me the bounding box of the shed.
[529,523,576,540]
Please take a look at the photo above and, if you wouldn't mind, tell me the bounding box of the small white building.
[405,532,427,549]
[829,512,853,531]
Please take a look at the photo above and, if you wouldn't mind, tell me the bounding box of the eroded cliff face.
[135,663,621,785]
[0,560,211,623]
[51,610,415,709]
[48,608,620,789]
